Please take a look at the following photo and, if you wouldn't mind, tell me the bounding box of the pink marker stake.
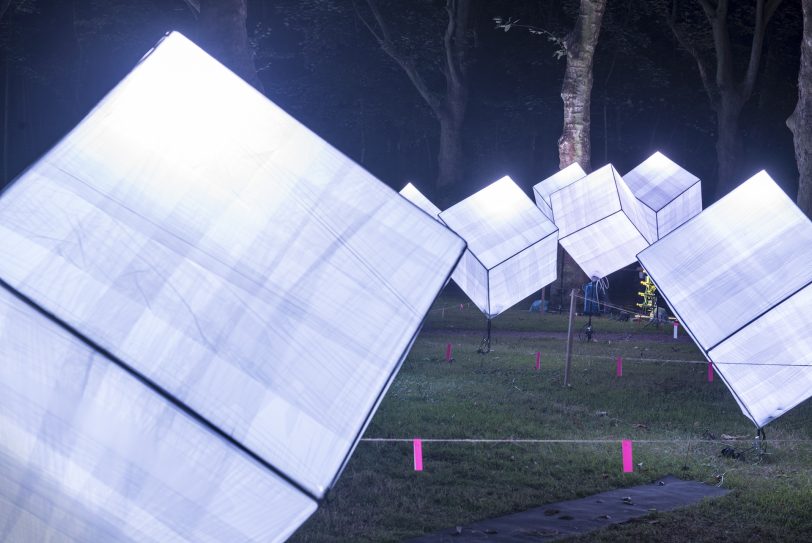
[673,322,679,339]
[445,343,453,362]
[616,356,623,377]
[535,351,541,370]
[708,362,714,382]
[413,439,424,471]
[622,440,634,472]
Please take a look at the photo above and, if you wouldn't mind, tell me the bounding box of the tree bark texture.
[437,105,466,191]
[788,0,812,218]
[199,0,263,92]
[436,0,471,190]
[558,0,606,172]
[715,98,743,197]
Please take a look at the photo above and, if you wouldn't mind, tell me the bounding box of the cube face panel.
[441,177,557,269]
[452,249,489,315]
[615,170,653,242]
[551,165,649,279]
[624,152,699,212]
[558,212,649,280]
[638,172,812,349]
[0,288,317,543]
[708,284,812,426]
[488,234,559,316]
[656,182,702,240]
[0,29,465,535]
[532,163,587,222]
[550,165,623,238]
[624,152,702,242]
[440,176,558,318]
[400,182,441,219]
[639,171,812,427]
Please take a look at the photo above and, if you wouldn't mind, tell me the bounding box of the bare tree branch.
[696,0,716,22]
[443,0,460,89]
[765,0,783,20]
[0,0,15,23]
[742,0,784,98]
[358,0,441,115]
[668,0,719,108]
[181,0,200,16]
[353,0,384,44]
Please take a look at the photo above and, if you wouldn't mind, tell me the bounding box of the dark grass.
[290,293,812,542]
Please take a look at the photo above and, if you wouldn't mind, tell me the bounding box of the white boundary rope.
[361,437,812,444]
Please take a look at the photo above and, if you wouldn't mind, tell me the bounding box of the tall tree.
[667,0,783,198]
[558,0,606,171]
[788,0,812,218]
[494,1,604,304]
[494,0,606,172]
[357,0,474,194]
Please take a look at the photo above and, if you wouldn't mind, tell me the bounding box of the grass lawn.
[290,291,812,542]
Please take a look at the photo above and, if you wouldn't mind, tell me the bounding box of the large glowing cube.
[0,288,317,542]
[0,32,464,541]
[551,164,650,279]
[439,176,558,318]
[623,152,702,242]
[638,171,812,427]
[532,162,587,222]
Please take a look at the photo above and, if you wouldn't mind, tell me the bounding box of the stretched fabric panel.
[439,176,558,317]
[400,182,441,219]
[638,171,812,427]
[551,164,650,279]
[532,163,587,222]
[0,29,465,538]
[0,288,316,542]
[398,182,478,296]
[623,152,702,242]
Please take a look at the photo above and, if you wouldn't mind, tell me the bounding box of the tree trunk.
[789,0,812,218]
[558,0,606,172]
[358,0,471,196]
[715,98,743,197]
[199,0,263,92]
[667,0,783,201]
[436,90,467,191]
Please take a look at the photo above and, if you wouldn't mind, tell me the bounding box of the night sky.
[0,0,803,207]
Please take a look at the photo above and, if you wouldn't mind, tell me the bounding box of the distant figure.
[583,275,608,315]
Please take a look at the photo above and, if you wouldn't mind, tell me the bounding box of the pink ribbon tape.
[616,356,623,377]
[622,440,633,473]
[535,351,541,370]
[413,439,423,471]
[445,343,452,362]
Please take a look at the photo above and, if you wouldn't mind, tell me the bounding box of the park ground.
[290,289,812,542]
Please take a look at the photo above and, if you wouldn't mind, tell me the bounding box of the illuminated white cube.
[551,164,650,279]
[439,176,558,318]
[623,152,702,242]
[638,171,812,427]
[532,162,587,222]
[0,31,464,541]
